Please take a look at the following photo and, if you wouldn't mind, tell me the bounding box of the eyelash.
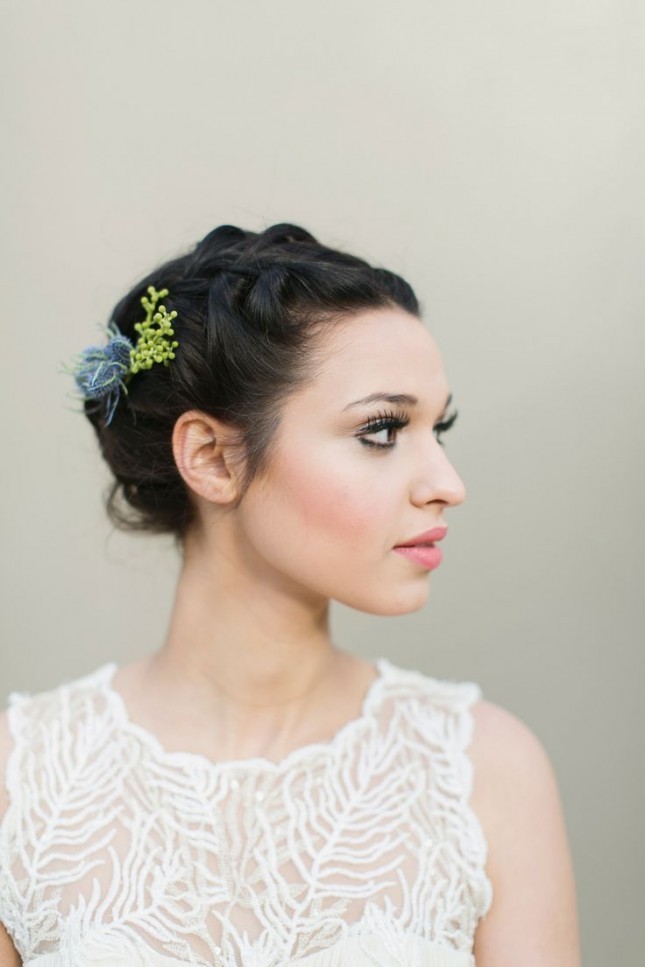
[357,408,458,450]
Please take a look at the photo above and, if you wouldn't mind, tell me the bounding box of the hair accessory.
[129,287,179,374]
[64,286,179,425]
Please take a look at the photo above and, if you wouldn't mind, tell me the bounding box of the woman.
[0,223,581,965]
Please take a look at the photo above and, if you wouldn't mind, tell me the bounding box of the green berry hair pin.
[129,287,179,374]
[64,286,179,424]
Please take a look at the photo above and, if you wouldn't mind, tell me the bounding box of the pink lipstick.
[393,526,447,570]
[393,545,443,569]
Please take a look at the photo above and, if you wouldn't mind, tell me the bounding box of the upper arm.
[0,709,23,966]
[469,699,581,967]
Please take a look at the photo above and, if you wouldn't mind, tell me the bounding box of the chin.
[335,583,431,617]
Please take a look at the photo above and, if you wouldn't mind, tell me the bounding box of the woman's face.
[233,306,467,615]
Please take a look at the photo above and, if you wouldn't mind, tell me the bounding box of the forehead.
[306,307,449,402]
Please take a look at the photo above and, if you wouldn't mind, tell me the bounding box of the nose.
[410,441,467,508]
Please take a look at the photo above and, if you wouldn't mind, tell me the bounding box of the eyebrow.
[343,391,453,415]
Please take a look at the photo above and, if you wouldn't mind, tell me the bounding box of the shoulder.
[0,665,115,825]
[0,710,23,964]
[468,698,566,856]
[469,697,554,786]
[0,684,39,827]
[468,698,572,837]
[0,708,13,825]
[468,698,582,966]
[0,667,114,964]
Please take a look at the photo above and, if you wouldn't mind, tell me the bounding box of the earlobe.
[171,410,238,505]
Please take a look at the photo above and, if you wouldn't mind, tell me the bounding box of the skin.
[109,305,466,763]
[0,304,581,962]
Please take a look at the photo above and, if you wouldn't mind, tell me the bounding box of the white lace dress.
[0,659,493,966]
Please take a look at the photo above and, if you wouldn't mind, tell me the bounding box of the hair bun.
[253,223,318,248]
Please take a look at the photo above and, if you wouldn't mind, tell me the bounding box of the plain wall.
[2,1,643,963]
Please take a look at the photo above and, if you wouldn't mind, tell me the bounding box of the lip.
[394,544,443,570]
[394,526,447,548]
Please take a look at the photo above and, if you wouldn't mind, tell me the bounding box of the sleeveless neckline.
[99,657,392,777]
[1,658,493,964]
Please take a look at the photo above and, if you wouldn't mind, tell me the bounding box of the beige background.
[1,1,643,962]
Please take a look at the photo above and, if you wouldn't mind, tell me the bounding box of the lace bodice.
[0,659,493,967]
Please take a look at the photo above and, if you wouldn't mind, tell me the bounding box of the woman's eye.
[357,409,410,449]
[357,408,459,450]
[433,409,458,447]
[360,423,401,448]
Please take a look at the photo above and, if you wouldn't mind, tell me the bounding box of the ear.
[171,410,245,506]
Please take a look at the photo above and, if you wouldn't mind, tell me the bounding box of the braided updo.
[84,222,421,545]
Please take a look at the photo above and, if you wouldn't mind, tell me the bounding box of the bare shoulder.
[0,709,23,965]
[468,698,554,782]
[0,708,13,824]
[467,699,582,967]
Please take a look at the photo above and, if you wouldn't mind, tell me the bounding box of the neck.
[136,533,367,761]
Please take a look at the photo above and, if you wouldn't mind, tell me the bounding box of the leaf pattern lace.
[0,659,493,966]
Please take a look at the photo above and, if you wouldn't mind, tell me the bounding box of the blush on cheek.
[288,467,384,543]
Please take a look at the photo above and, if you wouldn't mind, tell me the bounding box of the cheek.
[274,447,391,544]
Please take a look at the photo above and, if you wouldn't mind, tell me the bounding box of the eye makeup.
[355,406,458,450]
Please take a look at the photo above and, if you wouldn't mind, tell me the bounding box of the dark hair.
[83,222,421,547]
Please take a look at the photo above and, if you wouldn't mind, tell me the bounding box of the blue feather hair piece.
[66,322,134,425]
